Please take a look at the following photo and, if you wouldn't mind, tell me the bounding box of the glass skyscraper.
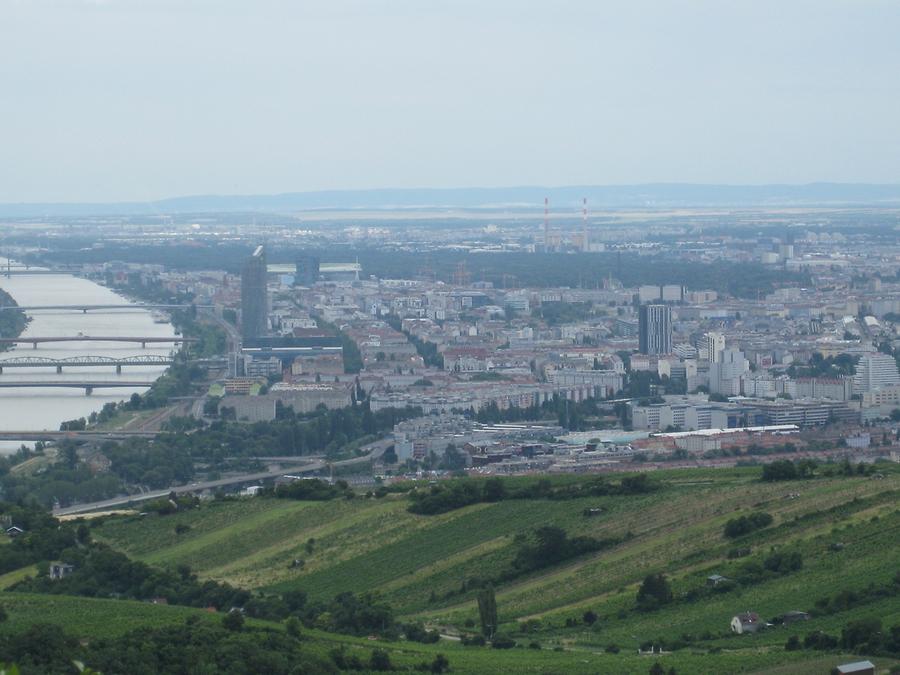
[241,245,268,341]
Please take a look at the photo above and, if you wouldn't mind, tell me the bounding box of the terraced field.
[0,593,206,638]
[92,466,900,672]
[0,593,888,674]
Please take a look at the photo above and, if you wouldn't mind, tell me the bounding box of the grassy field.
[88,465,900,672]
[0,592,893,674]
[0,593,206,638]
[0,565,39,590]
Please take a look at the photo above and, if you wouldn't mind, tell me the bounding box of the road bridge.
[0,430,157,442]
[0,355,174,373]
[0,336,197,348]
[2,270,80,276]
[0,304,213,313]
[0,381,155,394]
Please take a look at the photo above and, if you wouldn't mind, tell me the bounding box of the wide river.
[0,263,176,450]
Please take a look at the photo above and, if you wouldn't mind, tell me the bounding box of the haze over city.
[2,0,900,203]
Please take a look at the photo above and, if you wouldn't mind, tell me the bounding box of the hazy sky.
[2,0,899,202]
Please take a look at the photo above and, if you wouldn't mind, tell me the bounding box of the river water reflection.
[0,264,175,450]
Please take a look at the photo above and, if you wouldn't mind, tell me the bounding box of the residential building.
[709,348,749,396]
[638,304,672,355]
[852,353,900,394]
[704,332,726,363]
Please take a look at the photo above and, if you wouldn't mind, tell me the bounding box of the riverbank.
[0,288,28,351]
[0,272,177,441]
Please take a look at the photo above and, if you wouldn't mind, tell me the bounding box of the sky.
[1,0,899,203]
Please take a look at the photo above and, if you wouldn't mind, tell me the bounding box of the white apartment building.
[852,353,900,394]
[709,348,750,396]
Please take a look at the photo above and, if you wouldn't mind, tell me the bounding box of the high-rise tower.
[241,245,268,341]
[638,304,673,355]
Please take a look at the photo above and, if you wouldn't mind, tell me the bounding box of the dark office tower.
[295,254,320,286]
[638,304,672,355]
[241,245,267,341]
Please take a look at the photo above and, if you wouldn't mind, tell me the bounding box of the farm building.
[835,661,875,675]
[49,562,75,580]
[782,610,810,626]
[730,611,761,634]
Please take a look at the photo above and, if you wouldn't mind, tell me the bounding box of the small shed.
[782,610,810,626]
[49,562,75,580]
[707,574,729,587]
[835,661,875,675]
[730,611,760,634]
[5,526,24,538]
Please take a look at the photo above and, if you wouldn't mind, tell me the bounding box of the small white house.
[731,611,760,634]
[49,562,75,580]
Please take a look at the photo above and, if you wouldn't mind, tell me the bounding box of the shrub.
[461,634,486,647]
[724,512,773,538]
[636,573,673,611]
[222,610,244,632]
[491,634,516,649]
[369,649,392,671]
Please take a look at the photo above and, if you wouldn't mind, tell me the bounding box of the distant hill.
[4,183,900,217]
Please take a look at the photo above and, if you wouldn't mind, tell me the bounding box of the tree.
[477,586,498,639]
[724,512,773,538]
[762,460,798,481]
[59,442,79,469]
[222,610,244,632]
[285,616,302,638]
[369,649,392,671]
[482,478,506,502]
[430,654,450,674]
[636,573,673,611]
[583,610,598,625]
[841,618,882,650]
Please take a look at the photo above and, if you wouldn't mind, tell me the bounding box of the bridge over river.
[0,336,197,348]
[0,381,156,394]
[0,304,213,313]
[0,355,174,373]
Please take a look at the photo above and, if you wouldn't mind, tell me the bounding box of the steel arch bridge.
[0,355,174,373]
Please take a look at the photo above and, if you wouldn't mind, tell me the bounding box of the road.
[201,308,241,369]
[50,437,394,516]
[52,460,326,516]
[0,430,157,442]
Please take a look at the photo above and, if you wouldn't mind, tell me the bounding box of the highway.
[52,460,327,516]
[0,430,157,442]
[50,437,394,516]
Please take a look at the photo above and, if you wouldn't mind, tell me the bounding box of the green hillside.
[0,592,887,674]
[0,592,209,638]
[89,465,900,672]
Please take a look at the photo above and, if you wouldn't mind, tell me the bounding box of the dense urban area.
[0,202,899,674]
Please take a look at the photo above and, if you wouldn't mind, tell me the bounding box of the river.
[0,262,176,451]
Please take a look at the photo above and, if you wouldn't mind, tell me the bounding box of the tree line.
[408,473,658,516]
